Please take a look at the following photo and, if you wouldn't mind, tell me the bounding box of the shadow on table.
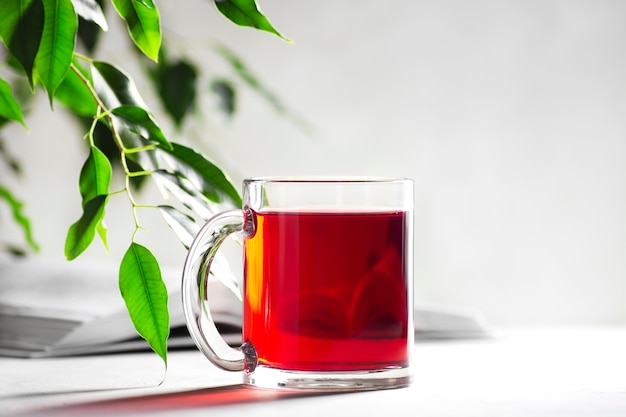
[43,384,353,415]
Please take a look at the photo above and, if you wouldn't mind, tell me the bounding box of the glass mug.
[181,177,414,390]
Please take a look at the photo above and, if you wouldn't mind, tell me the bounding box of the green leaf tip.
[0,77,28,130]
[214,0,292,43]
[112,0,162,61]
[64,194,108,260]
[36,0,78,106]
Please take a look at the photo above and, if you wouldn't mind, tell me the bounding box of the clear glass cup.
[182,177,414,390]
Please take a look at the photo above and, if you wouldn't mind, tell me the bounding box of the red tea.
[243,209,410,372]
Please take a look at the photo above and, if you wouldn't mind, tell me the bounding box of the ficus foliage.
[0,0,289,367]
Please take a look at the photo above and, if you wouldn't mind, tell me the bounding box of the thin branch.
[69,62,146,237]
[69,63,107,111]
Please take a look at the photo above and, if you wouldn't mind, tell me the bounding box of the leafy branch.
[0,0,290,368]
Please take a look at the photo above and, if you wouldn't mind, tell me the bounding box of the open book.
[0,256,243,358]
[0,257,491,358]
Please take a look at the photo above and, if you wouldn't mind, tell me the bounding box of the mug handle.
[181,209,257,373]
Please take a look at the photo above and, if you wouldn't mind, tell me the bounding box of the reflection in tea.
[243,210,410,372]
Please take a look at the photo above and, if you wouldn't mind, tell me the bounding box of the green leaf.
[71,0,107,30]
[77,16,99,52]
[110,105,172,150]
[111,0,161,61]
[0,77,28,129]
[0,0,45,87]
[35,0,78,104]
[211,251,242,301]
[78,145,111,205]
[54,58,97,116]
[157,205,198,248]
[76,0,106,52]
[0,185,40,252]
[152,170,217,220]
[210,79,236,119]
[75,146,110,251]
[214,0,290,42]
[159,142,242,207]
[158,205,241,300]
[91,60,148,109]
[64,194,107,260]
[119,242,169,364]
[156,60,198,129]
[2,245,28,257]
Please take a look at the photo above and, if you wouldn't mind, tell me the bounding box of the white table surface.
[2,326,625,417]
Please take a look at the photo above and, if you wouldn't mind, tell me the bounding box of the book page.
[0,257,123,317]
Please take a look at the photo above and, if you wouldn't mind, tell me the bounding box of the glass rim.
[243,176,412,184]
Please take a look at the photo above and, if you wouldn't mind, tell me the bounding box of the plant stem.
[73,52,93,63]
[86,108,101,147]
[123,145,157,154]
[69,63,107,112]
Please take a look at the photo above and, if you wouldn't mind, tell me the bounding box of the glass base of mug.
[243,365,412,391]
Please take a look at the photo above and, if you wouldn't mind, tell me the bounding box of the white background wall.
[2,0,626,326]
